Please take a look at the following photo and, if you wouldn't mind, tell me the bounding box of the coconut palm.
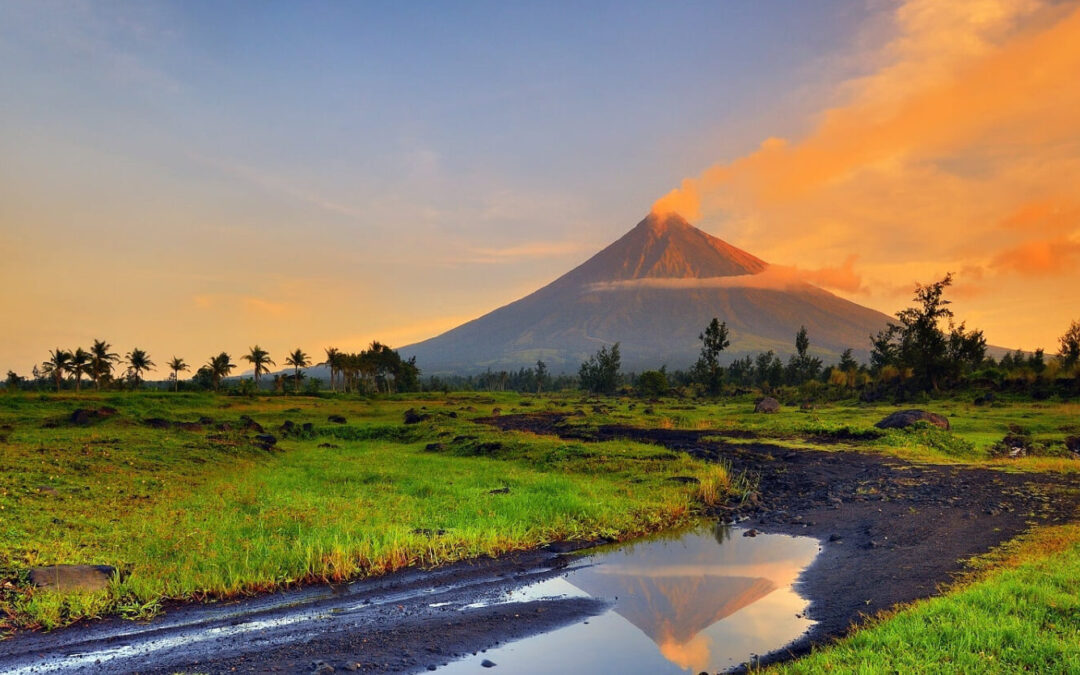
[243,345,275,388]
[125,348,155,389]
[322,347,340,392]
[89,339,120,391]
[208,352,236,392]
[167,356,189,392]
[69,348,91,392]
[285,348,311,393]
[42,348,72,393]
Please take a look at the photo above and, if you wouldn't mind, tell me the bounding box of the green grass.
[766,523,1080,674]
[0,391,736,631]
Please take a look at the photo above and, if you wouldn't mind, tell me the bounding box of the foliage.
[871,274,986,391]
[579,343,622,394]
[1060,320,1080,370]
[636,369,669,398]
[693,318,730,395]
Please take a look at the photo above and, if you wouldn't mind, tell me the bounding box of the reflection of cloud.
[659,632,712,673]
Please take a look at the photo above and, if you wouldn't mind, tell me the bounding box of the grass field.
[2,389,1079,673]
[0,391,742,631]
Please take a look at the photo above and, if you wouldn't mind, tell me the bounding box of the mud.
[486,413,1080,667]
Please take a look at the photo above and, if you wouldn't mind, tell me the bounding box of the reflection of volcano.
[570,569,776,645]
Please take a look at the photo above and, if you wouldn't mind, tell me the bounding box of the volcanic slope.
[403,212,891,373]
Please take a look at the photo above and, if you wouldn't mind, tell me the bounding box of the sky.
[2,0,1078,375]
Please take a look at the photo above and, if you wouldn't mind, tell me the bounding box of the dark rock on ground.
[403,409,430,425]
[174,422,203,432]
[481,659,497,668]
[70,408,116,426]
[488,487,510,495]
[29,565,116,592]
[143,418,172,429]
[754,397,781,414]
[424,443,445,452]
[874,409,950,430]
[491,408,502,416]
[255,434,278,447]
[36,486,60,497]
[328,415,347,424]
[302,423,315,433]
[239,415,264,433]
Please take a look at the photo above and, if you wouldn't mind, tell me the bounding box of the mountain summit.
[402,213,891,373]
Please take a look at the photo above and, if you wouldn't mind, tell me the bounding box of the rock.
[424,443,445,452]
[143,417,172,429]
[643,407,655,415]
[490,408,502,417]
[239,415,264,433]
[328,415,347,424]
[874,409,950,431]
[302,423,314,433]
[481,659,497,668]
[754,397,781,414]
[254,434,278,447]
[973,392,996,406]
[70,408,116,426]
[29,565,116,592]
[488,487,510,494]
[1065,436,1080,453]
[311,661,335,674]
[403,409,430,425]
[36,486,60,497]
[828,533,842,542]
[280,420,296,433]
[318,443,339,449]
[743,529,758,537]
[198,416,215,425]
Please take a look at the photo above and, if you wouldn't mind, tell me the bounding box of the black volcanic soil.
[486,412,1080,667]
[5,413,1078,675]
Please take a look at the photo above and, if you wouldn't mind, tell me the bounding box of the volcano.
[402,212,892,374]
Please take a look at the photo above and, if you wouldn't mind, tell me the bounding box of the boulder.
[403,409,430,425]
[29,564,115,592]
[754,397,781,414]
[327,415,347,424]
[254,433,278,447]
[874,409,950,431]
[70,408,116,426]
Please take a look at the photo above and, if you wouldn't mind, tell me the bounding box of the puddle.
[438,523,820,674]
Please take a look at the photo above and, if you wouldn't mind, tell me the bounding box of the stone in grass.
[403,409,430,425]
[254,433,278,447]
[481,659,497,668]
[754,397,781,414]
[29,565,116,592]
[874,409,950,431]
[328,415,347,424]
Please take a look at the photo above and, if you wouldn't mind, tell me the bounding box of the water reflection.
[439,523,820,674]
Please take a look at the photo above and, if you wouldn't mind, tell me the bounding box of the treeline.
[5,341,419,395]
[574,275,1080,401]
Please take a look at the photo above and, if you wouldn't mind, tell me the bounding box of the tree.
[89,339,119,391]
[837,348,858,373]
[285,349,311,393]
[637,369,669,398]
[5,370,23,392]
[167,356,189,392]
[579,343,621,394]
[1059,320,1080,370]
[870,274,984,390]
[535,360,549,394]
[693,318,730,395]
[243,345,275,388]
[125,348,155,388]
[322,347,341,392]
[207,352,236,392]
[785,326,823,385]
[68,347,91,392]
[42,348,72,392]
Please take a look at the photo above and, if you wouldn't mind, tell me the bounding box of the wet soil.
[486,413,1080,668]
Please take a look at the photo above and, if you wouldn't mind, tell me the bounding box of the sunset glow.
[3,0,1078,374]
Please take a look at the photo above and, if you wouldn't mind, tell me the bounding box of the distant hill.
[402,212,893,374]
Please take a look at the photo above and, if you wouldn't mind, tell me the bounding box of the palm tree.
[68,347,91,392]
[167,356,189,392]
[208,352,236,392]
[243,345,275,389]
[285,348,311,393]
[89,339,119,391]
[322,347,340,392]
[42,348,72,393]
[125,348,155,389]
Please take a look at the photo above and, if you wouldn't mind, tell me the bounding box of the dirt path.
[486,413,1080,666]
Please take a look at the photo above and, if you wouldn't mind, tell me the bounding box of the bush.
[637,370,669,398]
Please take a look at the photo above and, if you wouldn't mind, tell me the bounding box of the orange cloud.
[650,0,1080,350]
[992,237,1080,276]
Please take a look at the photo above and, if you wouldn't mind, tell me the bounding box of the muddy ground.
[4,413,1078,674]
[488,412,1080,667]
